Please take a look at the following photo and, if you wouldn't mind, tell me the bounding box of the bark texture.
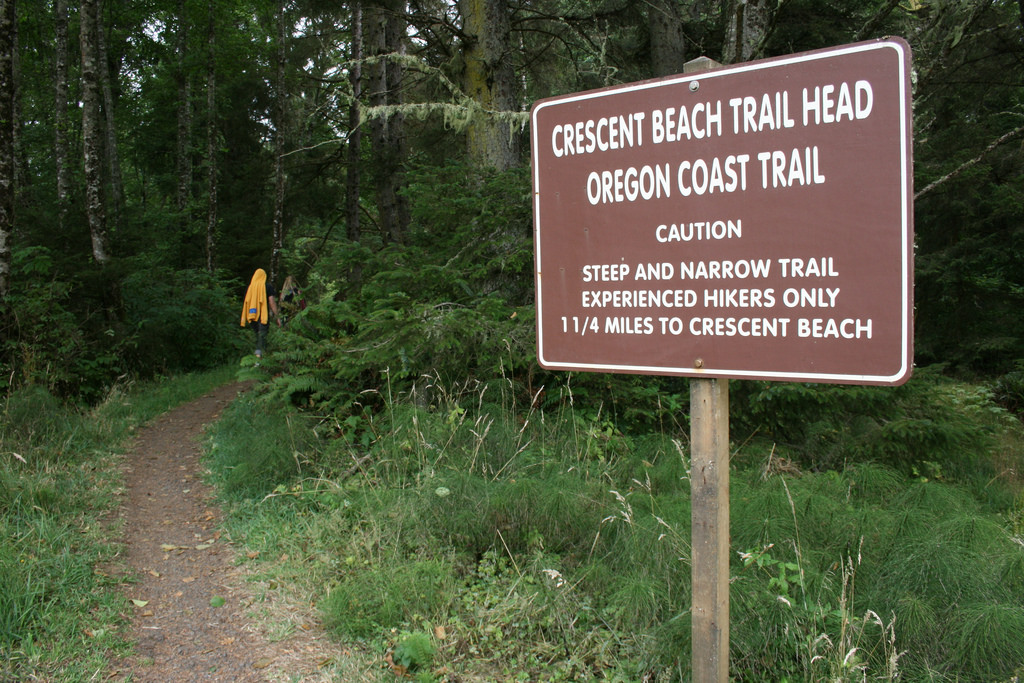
[205,0,217,272]
[54,0,70,231]
[0,0,14,297]
[270,0,287,284]
[99,17,123,225]
[80,0,109,264]
[176,0,192,221]
[722,0,773,64]
[460,0,519,170]
[365,0,410,244]
[346,0,363,247]
[648,0,687,77]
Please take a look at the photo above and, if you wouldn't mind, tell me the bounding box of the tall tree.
[270,0,287,283]
[80,0,109,264]
[204,0,217,272]
[722,0,774,64]
[175,0,193,223]
[0,0,14,297]
[365,0,410,243]
[346,0,363,247]
[98,12,123,225]
[54,0,70,231]
[648,0,686,77]
[459,0,519,170]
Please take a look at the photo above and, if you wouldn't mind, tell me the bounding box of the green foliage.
[733,368,1001,476]
[321,557,456,640]
[393,631,436,674]
[120,266,246,373]
[0,540,44,651]
[993,366,1024,415]
[953,603,1024,681]
[1,384,65,448]
[208,367,1024,681]
[0,247,122,400]
[201,370,1007,679]
[258,164,537,417]
[204,395,315,497]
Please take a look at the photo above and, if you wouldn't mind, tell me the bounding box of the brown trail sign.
[530,39,914,682]
[531,38,914,386]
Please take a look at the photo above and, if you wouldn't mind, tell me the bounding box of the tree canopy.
[1,0,1023,397]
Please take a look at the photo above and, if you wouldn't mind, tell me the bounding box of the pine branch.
[915,124,1024,200]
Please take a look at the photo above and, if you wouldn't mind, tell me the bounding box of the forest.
[2,0,1024,681]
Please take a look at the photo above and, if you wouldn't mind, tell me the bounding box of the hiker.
[240,268,281,358]
[280,275,304,323]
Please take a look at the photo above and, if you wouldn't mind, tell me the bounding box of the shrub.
[0,247,120,400]
[120,266,245,373]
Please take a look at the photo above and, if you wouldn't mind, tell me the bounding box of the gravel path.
[106,382,340,682]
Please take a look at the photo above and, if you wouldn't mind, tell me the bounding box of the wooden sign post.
[690,376,730,682]
[685,55,730,683]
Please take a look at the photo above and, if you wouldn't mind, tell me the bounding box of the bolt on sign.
[531,39,914,385]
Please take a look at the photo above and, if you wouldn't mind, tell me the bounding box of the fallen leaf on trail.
[141,610,154,617]
[195,543,213,550]
[148,569,160,578]
[174,591,184,597]
[435,625,447,640]
[253,658,273,669]
[160,543,180,552]
[246,551,259,559]
[182,576,196,583]
[131,599,149,607]
[220,637,236,645]
[210,595,226,607]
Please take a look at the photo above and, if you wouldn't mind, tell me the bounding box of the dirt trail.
[107,382,336,682]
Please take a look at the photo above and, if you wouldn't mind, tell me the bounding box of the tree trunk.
[98,15,123,226]
[0,0,14,297]
[365,0,410,244]
[54,0,70,231]
[459,0,519,171]
[343,0,364,284]
[384,4,410,235]
[175,0,192,223]
[81,0,109,264]
[270,0,287,284]
[205,0,217,273]
[648,0,686,77]
[346,0,362,246]
[722,0,773,64]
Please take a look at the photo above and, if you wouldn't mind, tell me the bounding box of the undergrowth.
[206,365,1024,682]
[0,366,237,681]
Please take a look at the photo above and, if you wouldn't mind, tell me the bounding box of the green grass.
[0,365,238,681]
[203,370,1024,681]
[17,361,1019,679]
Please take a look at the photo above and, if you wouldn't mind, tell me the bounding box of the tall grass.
[0,366,237,681]
[206,371,1024,682]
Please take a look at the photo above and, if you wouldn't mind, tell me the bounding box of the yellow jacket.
[241,269,269,326]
